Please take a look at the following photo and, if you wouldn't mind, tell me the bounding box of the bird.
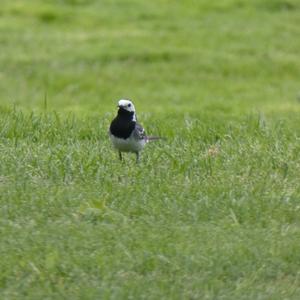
[109,99,161,162]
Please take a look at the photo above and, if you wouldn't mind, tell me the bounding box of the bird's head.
[117,99,136,113]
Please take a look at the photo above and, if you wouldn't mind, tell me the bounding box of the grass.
[0,0,300,299]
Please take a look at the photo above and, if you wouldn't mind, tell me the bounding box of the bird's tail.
[146,136,165,142]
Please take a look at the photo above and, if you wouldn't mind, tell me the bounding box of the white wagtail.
[109,99,161,162]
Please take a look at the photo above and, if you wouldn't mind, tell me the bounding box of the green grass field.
[1,0,300,299]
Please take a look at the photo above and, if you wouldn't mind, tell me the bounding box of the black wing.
[132,123,146,140]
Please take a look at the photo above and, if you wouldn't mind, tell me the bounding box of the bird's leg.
[135,152,140,163]
[119,151,123,161]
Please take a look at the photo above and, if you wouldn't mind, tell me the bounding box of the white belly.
[110,134,146,153]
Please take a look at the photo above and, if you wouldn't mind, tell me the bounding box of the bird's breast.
[110,134,146,152]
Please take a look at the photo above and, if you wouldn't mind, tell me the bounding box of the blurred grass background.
[1,0,300,115]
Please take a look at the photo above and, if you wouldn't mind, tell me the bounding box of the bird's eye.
[128,104,131,107]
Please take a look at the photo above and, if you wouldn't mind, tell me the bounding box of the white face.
[118,99,135,113]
